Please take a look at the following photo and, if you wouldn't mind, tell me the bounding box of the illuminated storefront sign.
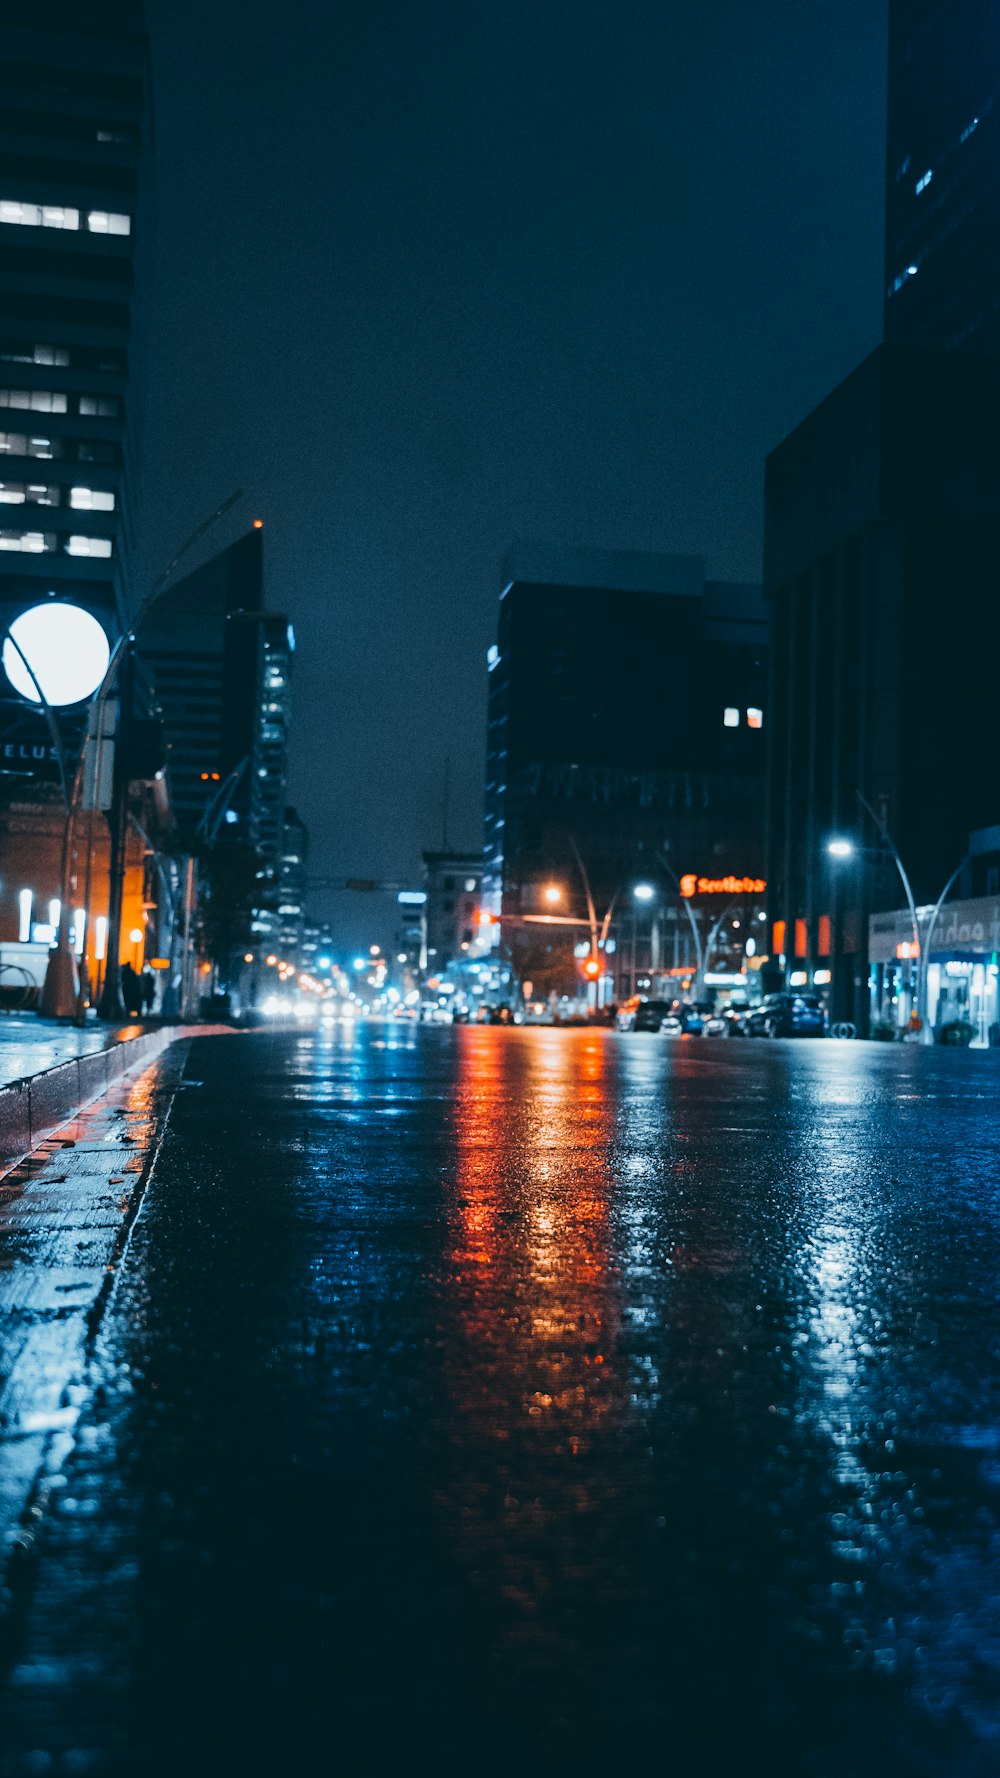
[680,874,766,897]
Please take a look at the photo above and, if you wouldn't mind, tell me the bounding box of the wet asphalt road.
[2,1024,1000,1777]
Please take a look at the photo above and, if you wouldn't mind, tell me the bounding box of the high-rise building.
[139,528,295,952]
[885,1,1000,352]
[277,806,308,961]
[764,346,1000,1029]
[0,4,151,777]
[485,546,766,991]
[765,2,1000,1033]
[139,529,263,829]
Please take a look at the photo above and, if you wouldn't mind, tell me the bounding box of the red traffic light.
[582,957,600,978]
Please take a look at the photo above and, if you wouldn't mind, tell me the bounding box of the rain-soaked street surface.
[1,1023,1000,1777]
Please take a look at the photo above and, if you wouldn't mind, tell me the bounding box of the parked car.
[616,995,643,1031]
[745,993,826,1039]
[662,999,714,1035]
[633,998,675,1032]
[703,1000,751,1037]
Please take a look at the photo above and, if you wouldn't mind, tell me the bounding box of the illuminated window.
[0,343,70,367]
[0,433,61,459]
[86,210,131,235]
[78,395,120,417]
[915,169,933,194]
[723,707,739,727]
[794,918,808,958]
[817,914,832,957]
[0,530,53,552]
[69,486,115,511]
[66,534,112,557]
[0,482,60,505]
[746,707,763,729]
[0,390,67,413]
[772,919,786,956]
[0,200,79,230]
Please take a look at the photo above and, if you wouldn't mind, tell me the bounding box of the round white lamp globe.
[3,602,111,708]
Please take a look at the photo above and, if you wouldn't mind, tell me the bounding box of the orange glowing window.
[772,919,786,956]
[794,918,808,958]
[817,914,831,957]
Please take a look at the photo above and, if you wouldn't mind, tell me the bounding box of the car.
[661,999,714,1035]
[616,995,643,1031]
[703,1000,751,1037]
[745,992,826,1039]
[632,998,675,1032]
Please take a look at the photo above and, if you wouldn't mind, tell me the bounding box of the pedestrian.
[120,961,142,1017]
[141,965,156,1015]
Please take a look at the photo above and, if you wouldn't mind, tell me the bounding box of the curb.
[0,1027,178,1172]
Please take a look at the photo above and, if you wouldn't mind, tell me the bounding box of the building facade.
[0,5,150,770]
[764,346,1000,1028]
[885,0,1000,353]
[140,528,295,963]
[421,850,482,972]
[484,546,767,995]
[277,805,308,961]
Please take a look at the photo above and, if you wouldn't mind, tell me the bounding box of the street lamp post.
[655,855,706,995]
[827,793,965,1044]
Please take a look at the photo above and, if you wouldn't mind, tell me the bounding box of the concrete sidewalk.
[0,1021,231,1177]
[0,1015,145,1091]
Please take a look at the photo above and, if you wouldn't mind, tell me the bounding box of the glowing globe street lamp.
[3,604,110,710]
[0,602,114,1019]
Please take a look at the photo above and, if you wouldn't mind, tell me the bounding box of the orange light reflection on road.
[439,1028,631,1651]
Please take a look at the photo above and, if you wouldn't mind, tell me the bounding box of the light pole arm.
[569,834,599,957]
[657,853,704,984]
[916,855,968,1044]
[856,792,920,955]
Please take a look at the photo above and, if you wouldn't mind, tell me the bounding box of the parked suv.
[746,993,826,1039]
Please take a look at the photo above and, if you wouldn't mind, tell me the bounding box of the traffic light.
[582,957,600,979]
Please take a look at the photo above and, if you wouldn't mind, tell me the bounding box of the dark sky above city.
[140,0,887,948]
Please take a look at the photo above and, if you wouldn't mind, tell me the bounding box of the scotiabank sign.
[680,874,766,897]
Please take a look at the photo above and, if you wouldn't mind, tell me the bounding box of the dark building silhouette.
[764,346,1000,1027]
[885,0,1000,352]
[139,529,263,827]
[0,4,151,781]
[484,547,766,985]
[139,528,295,945]
[766,1,1000,1031]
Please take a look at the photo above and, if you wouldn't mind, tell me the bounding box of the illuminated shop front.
[869,895,1000,1042]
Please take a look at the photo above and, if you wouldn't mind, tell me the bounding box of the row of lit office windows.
[0,483,114,509]
[723,706,764,729]
[0,342,126,374]
[0,390,120,417]
[0,530,111,556]
[0,200,131,235]
[0,432,117,464]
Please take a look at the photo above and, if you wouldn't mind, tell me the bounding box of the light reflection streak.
[438,1029,642,1672]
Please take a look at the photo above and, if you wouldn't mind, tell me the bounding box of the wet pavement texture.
[1,1025,999,1777]
[0,1017,147,1090]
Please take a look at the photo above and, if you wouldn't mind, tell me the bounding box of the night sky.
[140,0,886,950]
